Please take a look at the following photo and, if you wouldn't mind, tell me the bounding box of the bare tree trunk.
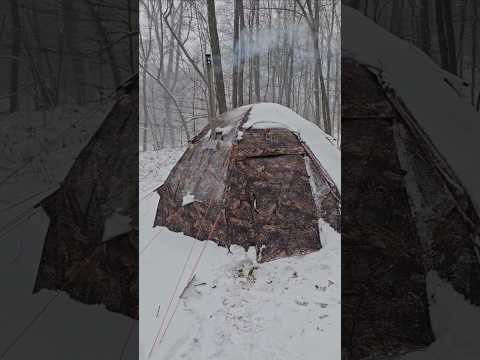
[206,0,227,114]
[286,37,294,107]
[9,0,20,113]
[326,1,335,109]
[295,0,332,133]
[29,0,54,105]
[127,0,135,74]
[457,0,468,78]
[390,0,404,38]
[263,1,273,102]
[142,73,150,151]
[142,66,191,142]
[435,0,449,71]
[286,1,296,108]
[62,0,86,104]
[420,0,431,56]
[314,1,331,133]
[247,4,254,105]
[86,0,122,87]
[238,0,245,106]
[232,0,240,108]
[254,0,261,103]
[334,50,340,144]
[271,60,276,103]
[164,2,184,147]
[442,0,457,75]
[312,30,322,127]
[278,8,288,105]
[140,13,154,151]
[471,0,477,106]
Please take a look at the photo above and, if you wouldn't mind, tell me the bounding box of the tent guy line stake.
[0,293,60,359]
[152,210,223,356]
[147,237,197,358]
[148,141,235,358]
[147,240,196,358]
[118,320,136,360]
[1,229,134,358]
[179,275,196,299]
[139,185,161,203]
[0,208,40,241]
[0,184,58,213]
[147,195,217,358]
[139,228,165,256]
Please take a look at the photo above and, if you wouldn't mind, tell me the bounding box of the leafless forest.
[345,0,480,110]
[140,0,341,150]
[1,1,138,113]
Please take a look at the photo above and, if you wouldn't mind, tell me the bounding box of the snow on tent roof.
[342,5,480,211]
[156,103,340,262]
[243,103,340,191]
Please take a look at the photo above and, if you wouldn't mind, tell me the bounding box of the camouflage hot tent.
[33,74,139,319]
[342,6,480,359]
[154,104,341,263]
[342,56,480,360]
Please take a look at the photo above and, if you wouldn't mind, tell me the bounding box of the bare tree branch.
[140,63,191,141]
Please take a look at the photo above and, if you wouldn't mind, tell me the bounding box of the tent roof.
[244,103,340,191]
[199,103,340,191]
[342,5,480,212]
[156,105,341,260]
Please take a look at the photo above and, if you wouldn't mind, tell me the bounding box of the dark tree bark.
[295,0,332,134]
[86,0,122,88]
[9,0,20,113]
[390,0,404,38]
[206,0,227,114]
[326,1,335,107]
[127,0,136,74]
[62,0,87,104]
[364,0,369,16]
[238,0,245,106]
[457,0,468,77]
[232,0,240,108]
[313,0,332,134]
[29,0,54,105]
[471,0,478,106]
[254,0,261,103]
[247,4,253,105]
[435,0,449,71]
[442,0,457,75]
[420,0,431,56]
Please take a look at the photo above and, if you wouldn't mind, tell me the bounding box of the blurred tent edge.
[33,73,139,320]
[342,4,480,360]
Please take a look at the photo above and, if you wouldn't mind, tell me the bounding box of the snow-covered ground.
[139,149,341,360]
[343,6,480,359]
[0,103,110,233]
[0,103,137,359]
[398,272,480,360]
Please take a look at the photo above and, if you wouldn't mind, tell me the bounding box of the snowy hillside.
[139,148,341,360]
